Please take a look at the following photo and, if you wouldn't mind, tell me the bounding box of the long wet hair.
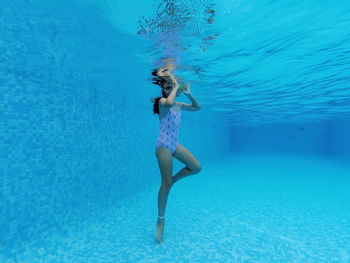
[150,69,171,115]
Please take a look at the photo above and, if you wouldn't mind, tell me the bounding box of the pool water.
[1,0,350,262]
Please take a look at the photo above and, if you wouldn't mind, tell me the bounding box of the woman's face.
[164,83,182,97]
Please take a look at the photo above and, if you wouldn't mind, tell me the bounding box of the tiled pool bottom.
[2,154,350,263]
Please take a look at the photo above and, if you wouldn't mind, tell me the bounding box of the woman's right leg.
[155,146,173,243]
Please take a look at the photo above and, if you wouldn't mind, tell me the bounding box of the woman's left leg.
[171,143,202,186]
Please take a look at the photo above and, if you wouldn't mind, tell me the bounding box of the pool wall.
[230,117,350,161]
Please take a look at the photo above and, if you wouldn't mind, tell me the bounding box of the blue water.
[1,0,350,262]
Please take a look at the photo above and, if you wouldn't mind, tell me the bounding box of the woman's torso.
[156,102,182,138]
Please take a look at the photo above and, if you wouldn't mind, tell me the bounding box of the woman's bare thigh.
[155,147,173,185]
[172,143,201,172]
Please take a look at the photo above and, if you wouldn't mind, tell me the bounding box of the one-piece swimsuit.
[155,104,181,155]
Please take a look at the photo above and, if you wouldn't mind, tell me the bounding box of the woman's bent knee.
[190,164,201,174]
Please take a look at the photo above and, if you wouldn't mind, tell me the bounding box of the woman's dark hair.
[150,69,171,115]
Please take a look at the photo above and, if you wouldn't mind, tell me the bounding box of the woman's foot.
[155,219,165,243]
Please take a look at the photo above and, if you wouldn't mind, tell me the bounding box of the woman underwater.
[151,60,202,243]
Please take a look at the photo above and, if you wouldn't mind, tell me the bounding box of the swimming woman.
[151,60,202,243]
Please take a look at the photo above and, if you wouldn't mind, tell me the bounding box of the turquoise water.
[1,0,350,262]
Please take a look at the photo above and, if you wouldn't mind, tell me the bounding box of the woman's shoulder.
[159,98,178,108]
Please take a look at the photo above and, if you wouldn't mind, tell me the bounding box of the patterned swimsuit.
[155,105,182,155]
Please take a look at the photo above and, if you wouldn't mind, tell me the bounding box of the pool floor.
[3,154,350,262]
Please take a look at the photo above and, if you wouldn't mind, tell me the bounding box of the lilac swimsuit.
[155,105,182,155]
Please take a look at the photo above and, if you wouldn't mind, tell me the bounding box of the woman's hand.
[157,66,168,77]
[182,83,191,94]
[158,59,176,76]
[157,66,174,78]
